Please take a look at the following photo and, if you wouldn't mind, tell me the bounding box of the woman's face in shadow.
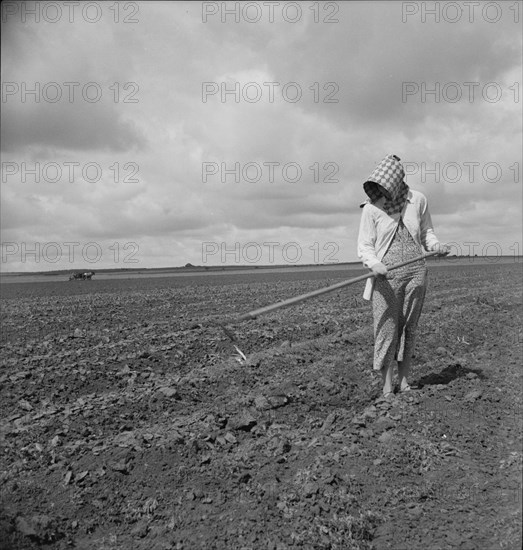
[367,182,391,208]
[373,195,386,208]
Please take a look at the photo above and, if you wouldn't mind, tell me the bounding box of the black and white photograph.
[1,1,522,548]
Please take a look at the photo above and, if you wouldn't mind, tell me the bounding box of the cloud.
[1,101,146,152]
[0,1,521,271]
[1,13,146,153]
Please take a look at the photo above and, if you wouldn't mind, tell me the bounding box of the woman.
[357,154,449,398]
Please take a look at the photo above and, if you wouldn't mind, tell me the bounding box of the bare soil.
[0,262,521,549]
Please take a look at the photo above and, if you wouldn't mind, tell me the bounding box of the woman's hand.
[431,243,450,256]
[371,262,388,276]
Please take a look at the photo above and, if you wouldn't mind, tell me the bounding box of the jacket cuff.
[365,258,381,269]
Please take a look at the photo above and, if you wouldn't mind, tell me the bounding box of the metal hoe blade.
[218,322,248,363]
[233,345,247,362]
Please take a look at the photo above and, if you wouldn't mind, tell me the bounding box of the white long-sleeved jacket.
[357,189,441,300]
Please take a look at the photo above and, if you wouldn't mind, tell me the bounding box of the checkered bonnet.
[362,154,409,215]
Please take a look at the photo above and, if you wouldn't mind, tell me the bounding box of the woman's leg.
[396,268,428,391]
[397,358,411,392]
[381,362,394,396]
[372,277,400,396]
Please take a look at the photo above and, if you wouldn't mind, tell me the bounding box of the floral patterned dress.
[371,218,428,370]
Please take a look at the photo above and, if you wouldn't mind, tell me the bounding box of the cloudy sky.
[1,0,522,271]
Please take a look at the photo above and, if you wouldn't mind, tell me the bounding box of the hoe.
[217,252,439,362]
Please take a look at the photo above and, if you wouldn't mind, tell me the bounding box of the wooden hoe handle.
[233,251,439,322]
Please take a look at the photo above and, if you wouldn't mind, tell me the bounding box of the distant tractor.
[69,271,95,281]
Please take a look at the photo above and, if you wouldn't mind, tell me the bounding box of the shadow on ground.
[416,363,485,387]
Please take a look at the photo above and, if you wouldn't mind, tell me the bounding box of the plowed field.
[1,261,521,550]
